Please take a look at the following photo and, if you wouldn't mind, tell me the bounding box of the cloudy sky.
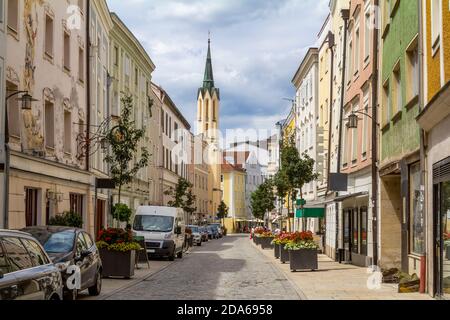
[107,0,329,137]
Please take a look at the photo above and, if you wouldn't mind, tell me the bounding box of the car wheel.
[88,271,102,296]
[168,250,176,261]
[66,289,78,301]
[177,250,183,259]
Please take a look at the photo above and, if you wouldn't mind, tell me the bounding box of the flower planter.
[99,249,136,278]
[261,237,275,249]
[280,246,290,264]
[255,236,262,246]
[289,249,318,272]
[274,244,280,259]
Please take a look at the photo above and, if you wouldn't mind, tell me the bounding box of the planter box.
[274,244,280,259]
[100,249,136,278]
[289,249,318,272]
[260,237,275,250]
[255,237,262,246]
[280,246,290,264]
[446,246,450,260]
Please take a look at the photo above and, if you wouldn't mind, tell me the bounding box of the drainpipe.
[336,9,350,259]
[417,0,426,294]
[85,0,91,172]
[371,0,380,267]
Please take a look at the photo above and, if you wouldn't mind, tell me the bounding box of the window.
[342,109,350,166]
[6,81,20,137]
[21,239,49,266]
[364,8,371,62]
[64,111,71,154]
[392,64,402,115]
[382,81,390,126]
[354,25,360,75]
[362,89,370,157]
[45,101,54,148]
[114,46,119,66]
[0,240,9,275]
[63,31,71,71]
[78,47,84,82]
[7,0,18,34]
[70,193,84,217]
[352,103,359,162]
[44,15,54,58]
[406,41,419,101]
[0,0,4,24]
[169,117,172,139]
[2,237,34,272]
[76,233,88,256]
[360,208,368,255]
[431,0,441,52]
[134,67,138,88]
[161,110,165,134]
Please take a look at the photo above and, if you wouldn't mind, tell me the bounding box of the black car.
[0,229,64,300]
[21,226,102,300]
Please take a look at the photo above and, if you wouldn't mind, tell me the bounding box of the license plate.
[147,249,156,253]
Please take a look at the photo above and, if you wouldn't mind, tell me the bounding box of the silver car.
[187,225,202,246]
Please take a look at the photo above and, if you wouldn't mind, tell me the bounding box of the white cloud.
[107,0,329,131]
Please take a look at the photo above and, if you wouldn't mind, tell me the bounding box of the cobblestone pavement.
[106,234,301,300]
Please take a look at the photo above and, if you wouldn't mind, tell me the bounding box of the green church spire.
[199,33,220,100]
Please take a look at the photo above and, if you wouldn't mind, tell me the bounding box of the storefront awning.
[333,191,369,202]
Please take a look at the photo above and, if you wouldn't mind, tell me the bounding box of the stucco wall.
[381,0,420,165]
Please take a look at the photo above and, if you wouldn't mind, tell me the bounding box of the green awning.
[295,207,325,218]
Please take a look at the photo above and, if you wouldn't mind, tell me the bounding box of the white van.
[132,206,186,261]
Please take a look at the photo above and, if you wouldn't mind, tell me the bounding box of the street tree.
[251,179,276,224]
[217,201,229,227]
[164,178,197,222]
[105,94,150,221]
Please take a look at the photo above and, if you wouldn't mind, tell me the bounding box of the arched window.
[213,100,217,121]
[198,100,203,121]
[205,99,209,120]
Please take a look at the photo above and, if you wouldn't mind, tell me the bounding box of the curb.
[251,241,309,301]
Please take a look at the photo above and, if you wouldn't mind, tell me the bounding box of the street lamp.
[3,90,38,229]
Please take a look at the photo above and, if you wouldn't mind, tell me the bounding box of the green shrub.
[48,211,83,228]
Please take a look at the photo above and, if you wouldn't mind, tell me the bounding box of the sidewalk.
[255,242,434,300]
[78,259,173,300]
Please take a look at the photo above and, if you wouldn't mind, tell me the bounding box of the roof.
[199,38,220,100]
[292,47,319,88]
[151,82,191,130]
[221,153,246,173]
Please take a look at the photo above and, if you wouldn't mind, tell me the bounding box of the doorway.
[25,188,39,227]
[95,199,106,238]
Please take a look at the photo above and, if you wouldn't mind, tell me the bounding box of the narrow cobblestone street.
[106,235,301,300]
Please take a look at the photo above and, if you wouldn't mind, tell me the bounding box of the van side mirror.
[175,226,182,235]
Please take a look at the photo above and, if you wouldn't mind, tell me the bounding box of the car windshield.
[134,215,174,233]
[43,231,76,253]
[189,226,199,233]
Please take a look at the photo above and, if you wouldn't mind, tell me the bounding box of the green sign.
[295,208,325,218]
[296,199,306,206]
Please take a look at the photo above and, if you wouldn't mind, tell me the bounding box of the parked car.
[21,226,102,300]
[133,206,185,261]
[0,229,64,300]
[206,226,219,240]
[198,227,209,242]
[187,226,202,246]
[209,224,223,238]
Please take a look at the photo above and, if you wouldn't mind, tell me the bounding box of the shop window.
[70,193,84,217]
[410,163,424,254]
[25,188,39,227]
[360,207,368,256]
[352,209,359,254]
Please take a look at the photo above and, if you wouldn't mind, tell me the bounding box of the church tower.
[197,35,222,220]
[197,36,220,142]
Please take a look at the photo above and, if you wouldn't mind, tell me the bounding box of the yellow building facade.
[221,155,246,233]
[417,0,450,298]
